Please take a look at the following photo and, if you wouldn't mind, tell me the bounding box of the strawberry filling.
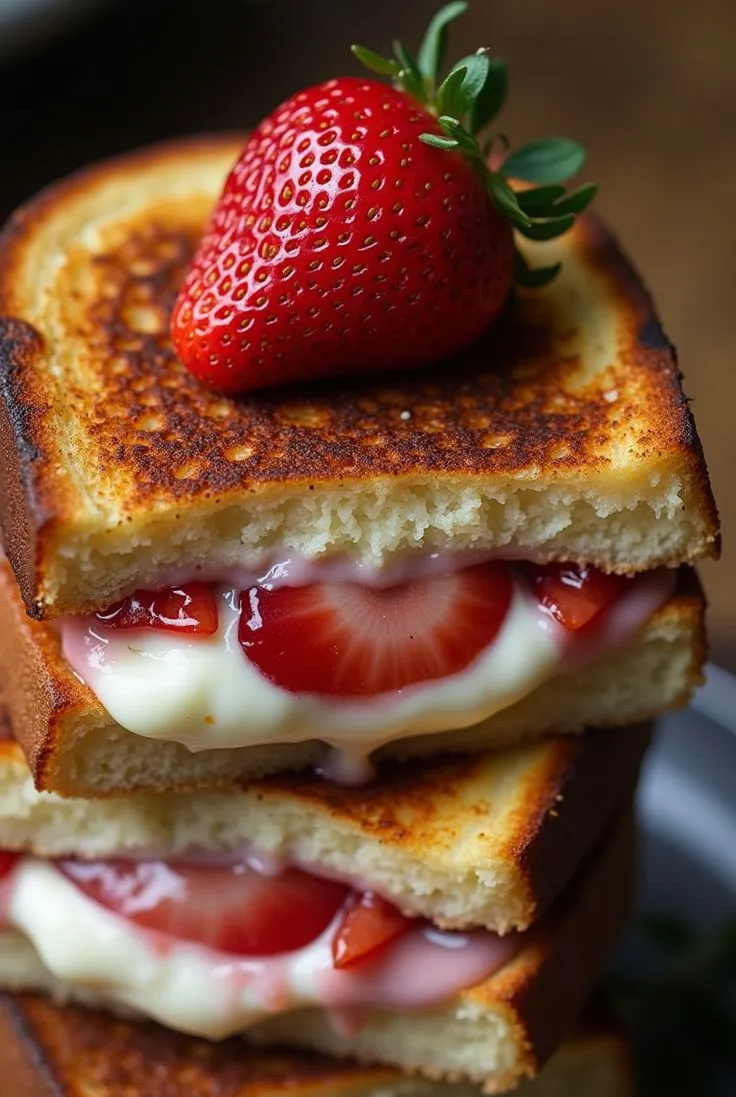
[95,582,218,635]
[0,850,416,968]
[94,561,630,697]
[47,856,412,969]
[525,563,631,632]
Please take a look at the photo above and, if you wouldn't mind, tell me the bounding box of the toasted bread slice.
[0,690,647,934]
[0,811,634,1093]
[0,555,701,797]
[0,993,634,1097]
[0,135,718,619]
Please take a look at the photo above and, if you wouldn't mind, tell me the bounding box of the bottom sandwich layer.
[0,811,634,1093]
[0,992,635,1097]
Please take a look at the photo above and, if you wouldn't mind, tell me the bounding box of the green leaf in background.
[501,137,587,183]
[416,0,468,86]
[350,45,400,77]
[469,56,508,133]
[641,913,698,953]
[609,913,736,1096]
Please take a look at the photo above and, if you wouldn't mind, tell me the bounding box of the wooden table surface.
[2,0,734,664]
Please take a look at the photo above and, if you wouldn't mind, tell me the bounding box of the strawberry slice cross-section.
[238,562,514,697]
[59,859,350,957]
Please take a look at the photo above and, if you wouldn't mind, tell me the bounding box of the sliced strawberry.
[95,582,218,635]
[239,562,513,697]
[59,859,349,956]
[528,563,631,631]
[0,852,19,880]
[332,891,414,970]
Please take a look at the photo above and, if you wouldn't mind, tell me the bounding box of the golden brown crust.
[0,993,405,1097]
[0,134,719,617]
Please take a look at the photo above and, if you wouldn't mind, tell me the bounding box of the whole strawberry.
[172,2,596,394]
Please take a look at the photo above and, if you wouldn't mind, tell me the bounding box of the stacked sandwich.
[0,10,718,1096]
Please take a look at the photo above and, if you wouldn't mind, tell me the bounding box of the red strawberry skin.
[172,77,514,393]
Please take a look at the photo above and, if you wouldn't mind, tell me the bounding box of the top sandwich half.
[0,134,718,621]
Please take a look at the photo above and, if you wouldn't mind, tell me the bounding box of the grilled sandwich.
[0,696,642,1090]
[1,994,635,1097]
[0,136,716,795]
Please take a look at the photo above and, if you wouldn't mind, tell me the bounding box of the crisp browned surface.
[0,994,403,1097]
[0,178,711,493]
[0,131,718,617]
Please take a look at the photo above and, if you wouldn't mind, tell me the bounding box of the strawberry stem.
[352,1,597,288]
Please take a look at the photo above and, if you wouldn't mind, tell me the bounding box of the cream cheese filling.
[3,859,518,1039]
[61,570,674,764]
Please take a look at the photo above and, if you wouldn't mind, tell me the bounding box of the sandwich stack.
[0,6,718,1095]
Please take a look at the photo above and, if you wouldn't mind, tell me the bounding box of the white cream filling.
[62,581,560,754]
[61,571,674,763]
[3,859,517,1039]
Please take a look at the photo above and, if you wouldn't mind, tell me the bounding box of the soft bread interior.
[0,812,634,1094]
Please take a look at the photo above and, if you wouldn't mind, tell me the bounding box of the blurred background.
[1,0,734,666]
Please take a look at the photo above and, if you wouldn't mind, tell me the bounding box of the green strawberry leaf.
[469,57,508,133]
[437,116,482,157]
[436,66,469,118]
[417,0,468,86]
[546,181,598,215]
[500,137,587,183]
[486,175,532,229]
[419,133,460,151]
[392,40,426,102]
[350,45,400,77]
[515,212,576,240]
[449,52,492,109]
[516,185,567,212]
